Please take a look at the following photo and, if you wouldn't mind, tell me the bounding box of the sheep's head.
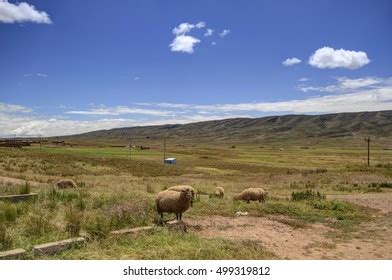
[180,189,193,200]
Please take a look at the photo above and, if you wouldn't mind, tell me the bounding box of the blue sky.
[0,0,391,136]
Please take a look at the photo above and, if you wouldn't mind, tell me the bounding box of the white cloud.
[172,22,194,36]
[169,35,200,54]
[298,77,310,82]
[211,41,216,46]
[282,57,302,66]
[0,0,52,24]
[3,76,391,136]
[308,47,370,69]
[150,87,392,114]
[298,76,383,93]
[219,29,230,38]
[204,28,213,37]
[66,106,172,117]
[195,21,205,29]
[24,73,48,78]
[134,77,140,80]
[172,21,206,36]
[0,102,31,113]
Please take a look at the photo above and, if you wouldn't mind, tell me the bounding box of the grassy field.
[0,143,391,259]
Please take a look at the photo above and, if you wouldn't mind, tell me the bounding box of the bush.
[65,206,83,237]
[19,183,30,195]
[23,211,53,236]
[368,182,392,190]
[0,223,13,250]
[291,190,325,201]
[84,215,110,239]
[0,203,18,223]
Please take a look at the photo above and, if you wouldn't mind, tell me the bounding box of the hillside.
[62,110,392,146]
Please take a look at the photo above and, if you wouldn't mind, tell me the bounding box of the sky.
[0,0,391,137]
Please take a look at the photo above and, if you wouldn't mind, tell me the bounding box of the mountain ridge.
[62,110,392,146]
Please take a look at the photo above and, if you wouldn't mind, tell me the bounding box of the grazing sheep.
[233,188,268,203]
[167,185,196,206]
[214,187,225,198]
[56,179,77,189]
[156,189,192,223]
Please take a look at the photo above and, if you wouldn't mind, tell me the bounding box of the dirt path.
[187,214,392,259]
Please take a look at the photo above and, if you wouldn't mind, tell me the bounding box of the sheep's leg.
[247,199,250,203]
[179,212,182,220]
[176,213,179,220]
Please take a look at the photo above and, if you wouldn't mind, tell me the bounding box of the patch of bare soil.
[186,214,392,259]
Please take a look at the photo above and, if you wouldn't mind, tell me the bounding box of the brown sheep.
[233,188,268,203]
[214,187,225,198]
[166,185,196,206]
[56,179,77,189]
[156,189,192,222]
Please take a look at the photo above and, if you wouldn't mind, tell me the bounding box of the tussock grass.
[39,229,276,260]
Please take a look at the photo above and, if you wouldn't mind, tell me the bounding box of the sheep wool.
[156,189,193,222]
[214,187,225,198]
[234,188,268,203]
[166,185,196,206]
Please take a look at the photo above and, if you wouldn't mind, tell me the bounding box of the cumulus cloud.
[204,28,213,37]
[169,35,200,53]
[170,21,207,53]
[298,76,383,93]
[219,29,230,37]
[308,47,370,69]
[0,0,52,24]
[298,77,310,82]
[282,57,302,66]
[172,21,205,35]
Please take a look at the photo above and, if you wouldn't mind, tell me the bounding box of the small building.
[164,157,177,164]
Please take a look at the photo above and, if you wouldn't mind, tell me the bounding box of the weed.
[19,183,30,195]
[65,206,83,237]
[84,215,110,239]
[291,190,326,201]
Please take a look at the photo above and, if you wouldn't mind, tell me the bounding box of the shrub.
[0,223,13,250]
[379,182,392,188]
[65,206,83,237]
[23,211,53,236]
[19,183,30,195]
[84,215,110,239]
[0,203,18,223]
[291,190,326,201]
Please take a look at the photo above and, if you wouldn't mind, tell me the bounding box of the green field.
[0,143,391,259]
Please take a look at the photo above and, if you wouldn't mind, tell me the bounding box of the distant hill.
[61,110,392,146]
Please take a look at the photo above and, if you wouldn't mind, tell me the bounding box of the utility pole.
[163,138,166,163]
[364,137,371,166]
